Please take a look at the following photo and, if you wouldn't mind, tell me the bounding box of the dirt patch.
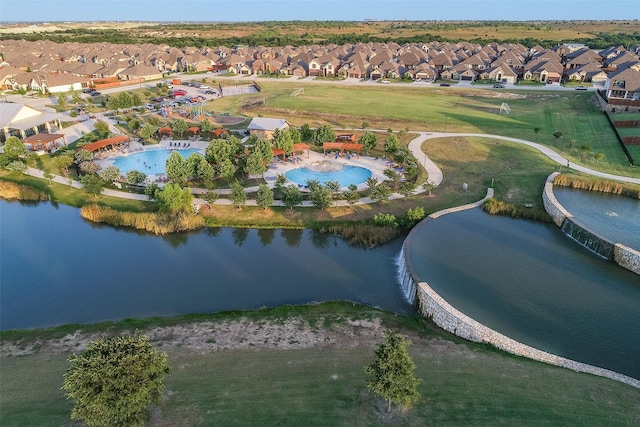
[0,316,403,357]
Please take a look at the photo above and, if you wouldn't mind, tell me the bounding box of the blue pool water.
[285,165,372,187]
[113,148,204,175]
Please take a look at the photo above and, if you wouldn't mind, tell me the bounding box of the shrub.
[373,213,398,228]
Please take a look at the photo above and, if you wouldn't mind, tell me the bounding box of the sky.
[1,0,638,23]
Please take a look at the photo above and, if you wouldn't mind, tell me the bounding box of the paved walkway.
[18,126,640,206]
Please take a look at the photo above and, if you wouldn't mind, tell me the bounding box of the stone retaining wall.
[542,172,572,226]
[544,172,640,276]
[414,281,640,388]
[614,244,640,275]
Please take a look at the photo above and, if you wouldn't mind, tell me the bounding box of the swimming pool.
[112,148,204,175]
[285,160,372,188]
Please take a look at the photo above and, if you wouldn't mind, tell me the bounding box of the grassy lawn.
[210,82,639,178]
[1,303,638,426]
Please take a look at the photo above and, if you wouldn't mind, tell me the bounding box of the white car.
[199,85,211,89]
[379,79,390,84]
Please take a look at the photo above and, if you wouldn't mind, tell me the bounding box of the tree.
[128,119,141,131]
[2,136,28,160]
[79,161,100,174]
[156,183,193,213]
[57,93,67,110]
[200,118,214,135]
[422,181,436,196]
[165,151,188,185]
[75,149,94,164]
[300,123,313,140]
[383,168,401,189]
[196,156,214,184]
[186,153,204,179]
[139,123,155,141]
[364,331,420,413]
[273,128,293,154]
[311,124,335,146]
[254,138,273,164]
[53,153,74,174]
[344,184,361,206]
[171,118,189,137]
[256,183,274,209]
[99,165,121,183]
[218,158,236,183]
[62,332,170,427]
[244,151,266,178]
[43,167,54,184]
[126,170,147,185]
[80,174,103,197]
[229,180,246,208]
[201,189,219,209]
[383,133,399,154]
[358,131,377,154]
[325,179,342,201]
[289,126,301,144]
[144,182,159,201]
[282,184,302,209]
[6,160,28,173]
[309,183,333,210]
[94,120,110,134]
[398,181,416,198]
[71,91,83,105]
[206,138,239,165]
[369,184,391,205]
[406,206,426,223]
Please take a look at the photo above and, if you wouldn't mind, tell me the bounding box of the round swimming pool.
[285,161,372,188]
[112,148,204,175]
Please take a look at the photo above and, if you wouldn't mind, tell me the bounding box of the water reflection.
[257,228,276,246]
[281,229,303,247]
[232,228,249,247]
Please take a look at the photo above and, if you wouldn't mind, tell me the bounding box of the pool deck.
[262,150,393,191]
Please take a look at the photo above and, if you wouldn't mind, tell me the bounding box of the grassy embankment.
[2,302,639,426]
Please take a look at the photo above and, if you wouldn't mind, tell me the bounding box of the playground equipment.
[291,87,304,97]
[500,103,511,114]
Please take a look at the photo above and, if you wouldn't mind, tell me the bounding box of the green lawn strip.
[616,127,640,137]
[611,112,640,121]
[1,303,638,426]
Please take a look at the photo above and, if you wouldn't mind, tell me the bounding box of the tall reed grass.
[325,223,400,248]
[553,174,640,199]
[482,198,552,222]
[81,204,205,235]
[0,180,49,201]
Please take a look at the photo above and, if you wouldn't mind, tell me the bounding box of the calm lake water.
[553,187,640,250]
[0,200,412,331]
[2,192,639,380]
[405,208,640,380]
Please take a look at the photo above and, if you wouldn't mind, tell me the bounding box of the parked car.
[439,83,451,87]
[199,85,211,89]
[205,90,217,95]
[379,79,390,84]
[89,91,101,96]
[575,86,588,91]
[172,89,187,96]
[493,84,505,88]
[83,88,96,93]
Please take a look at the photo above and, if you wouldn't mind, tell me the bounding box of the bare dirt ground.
[1,316,457,357]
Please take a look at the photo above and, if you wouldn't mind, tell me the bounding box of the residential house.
[604,68,640,101]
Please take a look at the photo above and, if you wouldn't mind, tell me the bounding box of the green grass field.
[2,303,639,426]
[211,81,639,178]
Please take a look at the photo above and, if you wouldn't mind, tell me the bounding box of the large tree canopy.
[62,332,170,427]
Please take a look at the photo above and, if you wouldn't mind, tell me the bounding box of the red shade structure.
[79,135,130,153]
[187,126,200,134]
[21,133,66,151]
[158,127,172,136]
